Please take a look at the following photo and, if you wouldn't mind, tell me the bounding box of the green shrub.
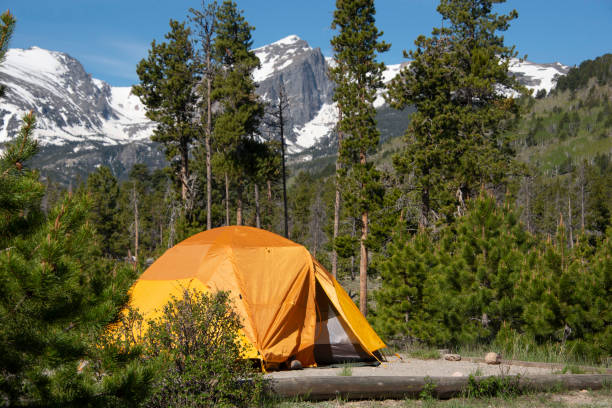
[464,374,520,399]
[134,289,263,408]
[419,377,437,400]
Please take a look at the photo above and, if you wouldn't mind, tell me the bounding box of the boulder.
[290,359,303,370]
[444,353,461,361]
[485,352,502,365]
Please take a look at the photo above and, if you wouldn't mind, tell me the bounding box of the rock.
[444,353,461,361]
[485,352,502,365]
[290,359,303,370]
[451,371,464,377]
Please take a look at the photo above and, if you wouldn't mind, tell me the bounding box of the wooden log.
[266,374,612,401]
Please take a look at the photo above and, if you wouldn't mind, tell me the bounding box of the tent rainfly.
[127,226,385,368]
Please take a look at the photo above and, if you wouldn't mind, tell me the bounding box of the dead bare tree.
[264,80,290,237]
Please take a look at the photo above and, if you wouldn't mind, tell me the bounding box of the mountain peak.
[253,34,313,83]
[4,46,68,77]
[273,35,302,46]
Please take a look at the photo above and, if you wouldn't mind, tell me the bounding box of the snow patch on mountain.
[108,87,148,122]
[373,63,406,108]
[291,102,338,152]
[508,59,570,94]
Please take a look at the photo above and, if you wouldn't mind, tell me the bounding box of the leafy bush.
[125,289,264,408]
[464,374,520,399]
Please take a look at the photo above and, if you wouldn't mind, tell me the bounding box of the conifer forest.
[1,0,611,406]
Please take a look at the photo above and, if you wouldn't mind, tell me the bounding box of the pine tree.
[330,0,389,316]
[374,193,536,346]
[212,0,264,226]
[0,10,16,99]
[133,20,200,207]
[85,166,124,258]
[387,0,524,225]
[190,0,218,231]
[0,11,152,405]
[373,230,436,342]
[582,230,612,357]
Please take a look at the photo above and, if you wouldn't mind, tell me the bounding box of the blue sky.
[7,0,612,87]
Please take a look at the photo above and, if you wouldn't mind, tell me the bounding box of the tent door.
[313,282,374,364]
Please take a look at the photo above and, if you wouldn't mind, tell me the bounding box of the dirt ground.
[266,356,555,379]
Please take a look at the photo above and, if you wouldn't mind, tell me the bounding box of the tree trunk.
[359,149,369,317]
[205,54,212,230]
[525,177,531,234]
[350,217,356,280]
[225,172,230,226]
[255,183,261,229]
[580,167,585,232]
[236,182,243,226]
[568,194,574,248]
[266,179,273,230]
[267,179,272,201]
[280,108,288,238]
[421,185,430,227]
[133,186,139,261]
[180,143,189,202]
[332,110,343,278]
[360,210,368,317]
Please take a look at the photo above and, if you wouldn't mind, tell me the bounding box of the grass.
[337,363,354,377]
[408,348,442,360]
[470,367,483,377]
[456,341,603,368]
[556,365,587,375]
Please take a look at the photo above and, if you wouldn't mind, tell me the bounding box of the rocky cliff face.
[254,35,334,130]
[0,39,570,184]
[253,35,336,152]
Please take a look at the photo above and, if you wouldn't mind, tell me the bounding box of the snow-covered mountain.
[253,35,335,153]
[0,47,153,146]
[0,47,164,184]
[0,38,571,182]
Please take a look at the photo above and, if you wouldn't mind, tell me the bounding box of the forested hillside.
[512,54,612,240]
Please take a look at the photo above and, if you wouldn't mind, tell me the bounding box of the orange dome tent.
[127,226,385,368]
